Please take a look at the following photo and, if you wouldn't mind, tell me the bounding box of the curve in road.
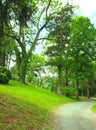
[53,101,96,130]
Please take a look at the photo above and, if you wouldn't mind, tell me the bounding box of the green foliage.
[70,16,96,59]
[10,65,19,80]
[92,104,96,112]
[69,16,96,98]
[8,0,37,26]
[41,76,54,90]
[26,54,45,85]
[0,66,11,84]
[62,87,76,97]
[5,0,58,83]
[0,73,8,84]
[45,3,75,94]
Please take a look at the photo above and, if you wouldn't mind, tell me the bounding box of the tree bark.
[15,48,27,84]
[81,88,84,96]
[87,87,90,99]
[65,68,69,87]
[57,65,62,95]
[57,85,62,95]
[0,1,4,39]
[19,58,27,84]
[0,1,5,66]
[86,79,90,99]
[0,46,5,66]
[76,78,79,99]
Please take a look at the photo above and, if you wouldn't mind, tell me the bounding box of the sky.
[60,0,96,26]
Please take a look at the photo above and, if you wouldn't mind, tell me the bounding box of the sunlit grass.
[92,104,96,112]
[0,80,74,110]
[0,80,74,129]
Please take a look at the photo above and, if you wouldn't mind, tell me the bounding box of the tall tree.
[70,16,96,98]
[0,0,8,66]
[45,3,75,95]
[6,0,54,83]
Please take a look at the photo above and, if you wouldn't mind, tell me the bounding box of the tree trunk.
[81,88,84,96]
[0,1,4,39]
[65,68,69,87]
[76,79,79,99]
[0,1,5,66]
[57,27,63,95]
[87,87,90,99]
[51,84,54,92]
[86,79,90,99]
[18,21,27,84]
[0,46,5,66]
[19,58,27,84]
[57,85,62,95]
[57,65,62,95]
[16,48,27,84]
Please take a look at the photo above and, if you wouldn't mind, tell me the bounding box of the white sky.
[60,0,96,26]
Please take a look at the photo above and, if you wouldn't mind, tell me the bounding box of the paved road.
[54,101,96,130]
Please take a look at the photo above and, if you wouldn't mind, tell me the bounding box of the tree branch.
[46,0,51,19]
[6,34,20,43]
[27,0,52,58]
[37,7,46,29]
[37,37,54,41]
[5,33,25,50]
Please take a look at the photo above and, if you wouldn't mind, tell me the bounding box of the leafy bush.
[62,86,76,97]
[0,73,8,84]
[10,65,19,80]
[0,66,11,84]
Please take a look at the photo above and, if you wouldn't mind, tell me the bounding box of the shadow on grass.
[0,94,51,130]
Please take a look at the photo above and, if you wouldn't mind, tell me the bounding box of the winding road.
[53,101,96,130]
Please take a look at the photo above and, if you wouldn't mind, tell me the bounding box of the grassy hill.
[0,80,74,130]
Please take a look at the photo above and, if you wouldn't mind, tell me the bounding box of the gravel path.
[53,101,96,130]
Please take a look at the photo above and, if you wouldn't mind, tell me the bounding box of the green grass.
[0,80,74,130]
[92,104,96,112]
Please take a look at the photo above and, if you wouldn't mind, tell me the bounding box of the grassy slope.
[0,80,74,130]
[92,105,96,112]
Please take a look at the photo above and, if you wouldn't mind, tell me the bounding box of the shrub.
[0,66,11,84]
[10,65,18,80]
[0,73,8,84]
[62,86,76,97]
[4,68,11,80]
